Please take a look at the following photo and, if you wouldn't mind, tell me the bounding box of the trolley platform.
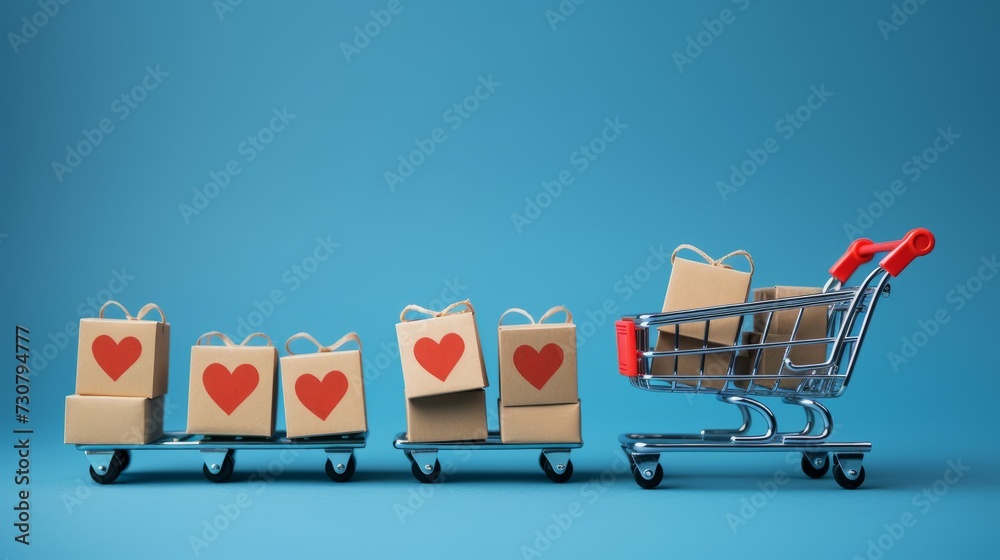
[76,430,367,484]
[393,430,582,483]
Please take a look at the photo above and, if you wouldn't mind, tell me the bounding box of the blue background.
[2,1,997,558]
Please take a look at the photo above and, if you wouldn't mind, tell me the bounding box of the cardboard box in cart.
[752,286,828,337]
[187,332,279,437]
[405,389,487,443]
[396,300,489,399]
[279,332,368,438]
[499,399,581,444]
[76,301,170,399]
[497,307,578,407]
[64,395,165,444]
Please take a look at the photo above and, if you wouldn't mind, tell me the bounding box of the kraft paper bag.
[497,306,578,407]
[280,332,368,438]
[76,301,169,398]
[660,245,754,345]
[396,300,488,399]
[187,332,278,437]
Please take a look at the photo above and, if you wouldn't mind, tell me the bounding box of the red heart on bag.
[92,335,142,381]
[203,363,259,415]
[413,333,465,381]
[295,371,349,421]
[513,343,564,390]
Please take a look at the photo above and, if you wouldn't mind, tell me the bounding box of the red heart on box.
[203,363,259,415]
[295,371,349,421]
[513,343,564,390]
[413,333,465,381]
[92,335,142,381]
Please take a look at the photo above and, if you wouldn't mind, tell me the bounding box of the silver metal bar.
[393,431,582,451]
[619,433,871,454]
[75,431,368,452]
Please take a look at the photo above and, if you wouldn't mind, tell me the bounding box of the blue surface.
[2,1,997,558]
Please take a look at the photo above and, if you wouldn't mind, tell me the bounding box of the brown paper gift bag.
[660,245,754,345]
[396,300,489,399]
[76,301,169,398]
[497,306,578,406]
[280,332,368,438]
[187,332,278,437]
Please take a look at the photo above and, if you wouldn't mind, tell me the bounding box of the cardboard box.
[649,333,739,389]
[741,331,829,389]
[661,246,753,346]
[498,399,581,444]
[405,389,487,443]
[279,334,367,438]
[64,395,165,444]
[752,286,828,337]
[187,333,279,436]
[396,300,489,399]
[76,302,170,399]
[498,308,577,406]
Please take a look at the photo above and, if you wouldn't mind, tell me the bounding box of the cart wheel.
[541,456,574,483]
[325,455,356,483]
[800,454,829,479]
[631,462,663,490]
[203,453,235,483]
[538,452,547,471]
[89,454,123,485]
[410,460,441,483]
[114,450,131,472]
[833,464,866,490]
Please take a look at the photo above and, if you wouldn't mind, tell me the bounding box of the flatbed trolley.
[615,229,935,489]
[393,431,582,483]
[76,431,367,484]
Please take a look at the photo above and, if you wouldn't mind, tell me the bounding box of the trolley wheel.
[89,454,123,485]
[540,455,574,483]
[203,452,235,483]
[325,455,356,483]
[410,459,441,483]
[114,450,131,472]
[631,462,663,490]
[801,454,829,479]
[833,463,865,490]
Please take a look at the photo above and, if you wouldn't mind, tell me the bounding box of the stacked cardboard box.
[397,301,488,442]
[742,286,829,389]
[497,307,581,444]
[64,302,169,444]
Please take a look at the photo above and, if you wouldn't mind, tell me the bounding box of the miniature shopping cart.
[615,229,935,490]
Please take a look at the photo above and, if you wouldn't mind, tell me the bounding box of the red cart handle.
[829,228,935,283]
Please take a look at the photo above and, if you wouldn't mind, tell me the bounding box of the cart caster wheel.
[411,460,441,483]
[203,453,235,483]
[801,454,829,479]
[325,455,356,483]
[89,454,123,485]
[631,462,663,490]
[833,464,865,490]
[541,456,574,483]
[114,450,131,472]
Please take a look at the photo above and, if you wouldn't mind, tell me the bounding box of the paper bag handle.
[98,301,167,323]
[400,299,474,322]
[671,244,755,276]
[196,331,273,347]
[498,306,573,326]
[284,332,362,355]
